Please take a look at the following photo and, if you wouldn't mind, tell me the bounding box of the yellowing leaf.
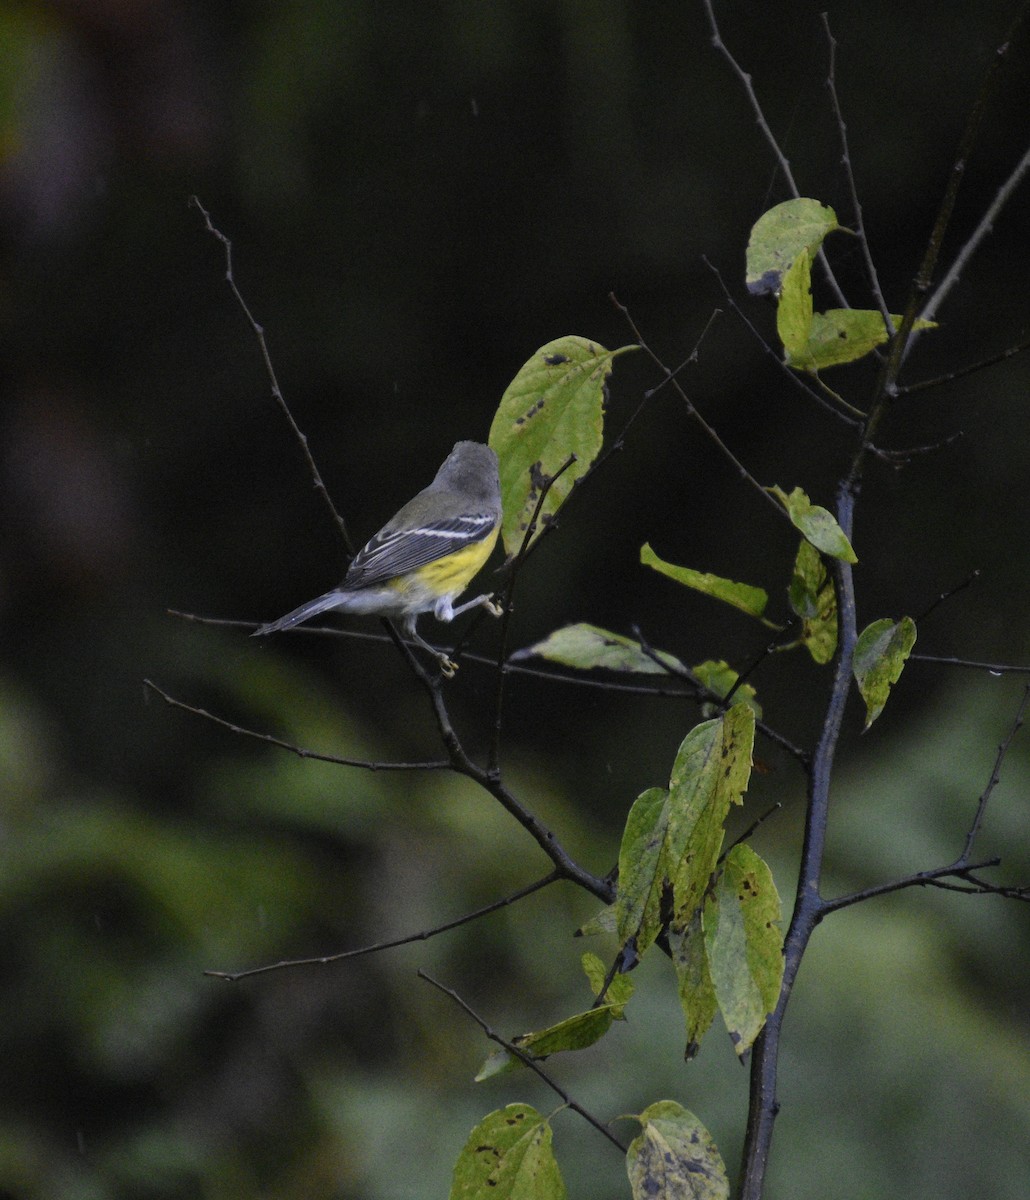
[746,198,839,296]
[789,539,837,664]
[489,337,637,556]
[450,1105,565,1200]
[667,704,755,924]
[641,543,769,620]
[703,844,784,1058]
[626,1102,729,1200]
[581,951,634,1014]
[853,616,917,729]
[787,309,938,372]
[775,249,814,360]
[615,786,670,956]
[768,485,857,563]
[511,623,684,675]
[668,906,718,1060]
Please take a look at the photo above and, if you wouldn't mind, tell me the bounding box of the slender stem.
[822,14,891,325]
[189,197,353,552]
[488,454,578,773]
[701,0,849,309]
[419,970,629,1154]
[206,872,561,981]
[700,258,862,426]
[611,294,786,516]
[919,139,1030,328]
[142,679,448,771]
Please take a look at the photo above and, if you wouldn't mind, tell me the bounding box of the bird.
[252,440,503,674]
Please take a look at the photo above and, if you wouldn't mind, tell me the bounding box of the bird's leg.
[404,622,459,676]
[444,593,503,620]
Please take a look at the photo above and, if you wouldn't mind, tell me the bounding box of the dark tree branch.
[416,670,614,904]
[919,138,1030,328]
[205,872,561,982]
[897,332,1030,395]
[822,14,891,324]
[189,197,353,553]
[700,258,863,426]
[909,655,1030,675]
[143,679,450,772]
[824,684,1030,914]
[701,0,850,309]
[738,484,858,1200]
[418,970,629,1155]
[610,294,788,515]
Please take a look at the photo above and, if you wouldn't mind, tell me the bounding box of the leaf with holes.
[450,1105,565,1200]
[489,337,637,556]
[626,1101,729,1200]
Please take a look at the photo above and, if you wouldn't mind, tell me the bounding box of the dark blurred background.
[1,2,1028,1198]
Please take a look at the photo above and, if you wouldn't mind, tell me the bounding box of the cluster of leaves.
[446,197,926,1198]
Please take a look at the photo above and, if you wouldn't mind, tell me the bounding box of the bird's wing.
[343,511,498,589]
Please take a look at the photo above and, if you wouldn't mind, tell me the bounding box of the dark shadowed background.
[1,2,1028,1198]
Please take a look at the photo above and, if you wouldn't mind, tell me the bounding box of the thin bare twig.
[914,569,981,624]
[189,197,353,552]
[908,655,1030,675]
[955,684,1030,862]
[919,140,1030,328]
[143,679,450,771]
[824,684,1030,914]
[822,14,891,324]
[488,453,579,772]
[862,2,1030,454]
[418,970,629,1154]
[701,0,850,310]
[701,258,862,426]
[206,872,561,982]
[417,670,614,903]
[631,625,810,765]
[897,333,1030,395]
[610,294,787,516]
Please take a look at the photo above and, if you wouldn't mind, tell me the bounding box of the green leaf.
[703,844,784,1058]
[775,248,814,360]
[615,786,670,957]
[641,543,769,620]
[581,951,634,1014]
[667,704,755,925]
[853,616,917,729]
[787,309,938,372]
[768,486,857,563]
[668,905,718,1060]
[626,1101,729,1200]
[475,1005,618,1080]
[789,539,838,664]
[613,708,753,974]
[476,952,635,1081]
[489,337,637,556]
[746,198,839,296]
[510,623,685,675]
[691,659,762,719]
[450,1105,566,1200]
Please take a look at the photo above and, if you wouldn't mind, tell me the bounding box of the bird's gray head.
[433,441,501,506]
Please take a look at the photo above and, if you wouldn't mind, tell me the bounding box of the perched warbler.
[253,440,503,673]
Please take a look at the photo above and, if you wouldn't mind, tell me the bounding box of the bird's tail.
[252,590,345,637]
